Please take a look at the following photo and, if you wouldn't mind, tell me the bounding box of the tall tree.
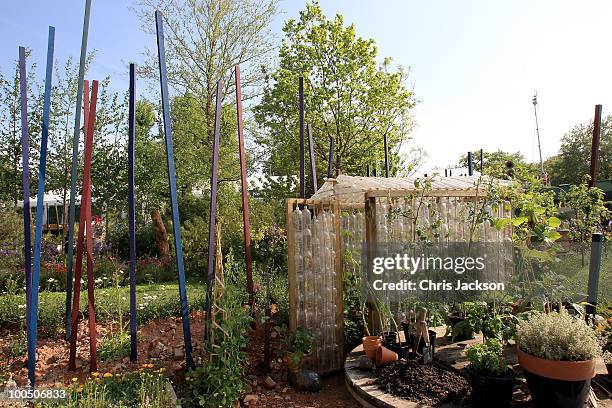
[254,2,417,181]
[545,115,612,186]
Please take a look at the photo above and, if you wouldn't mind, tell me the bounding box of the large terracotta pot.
[517,348,595,381]
[517,347,595,408]
[375,346,398,367]
[362,336,381,360]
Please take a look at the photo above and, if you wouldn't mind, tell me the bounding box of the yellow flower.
[71,377,78,383]
[76,386,83,393]
[90,372,99,378]
[103,372,113,378]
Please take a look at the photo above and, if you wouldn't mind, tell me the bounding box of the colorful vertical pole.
[383,134,389,177]
[467,151,473,176]
[235,65,254,309]
[84,81,99,372]
[69,80,98,371]
[299,77,305,199]
[307,124,317,193]
[28,26,54,387]
[155,10,194,368]
[205,80,222,340]
[19,47,32,345]
[128,64,138,361]
[66,0,92,340]
[327,137,334,179]
[589,105,602,188]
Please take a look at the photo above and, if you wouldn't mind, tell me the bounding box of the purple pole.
[128,64,137,361]
[204,80,222,340]
[299,77,305,199]
[19,47,32,341]
[307,123,317,193]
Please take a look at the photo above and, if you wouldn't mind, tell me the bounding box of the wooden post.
[333,200,345,369]
[287,199,297,332]
[28,27,54,387]
[155,10,194,368]
[589,105,602,187]
[235,65,254,308]
[66,0,92,340]
[127,64,138,361]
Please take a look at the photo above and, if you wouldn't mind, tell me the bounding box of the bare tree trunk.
[151,209,170,265]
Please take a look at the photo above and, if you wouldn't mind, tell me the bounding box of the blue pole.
[155,10,194,368]
[128,63,138,361]
[19,47,32,346]
[65,0,92,340]
[28,26,55,388]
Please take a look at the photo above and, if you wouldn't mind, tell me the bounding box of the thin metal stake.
[307,123,317,193]
[65,0,92,340]
[19,47,32,350]
[235,65,254,309]
[155,10,194,368]
[205,80,222,341]
[128,64,138,361]
[28,26,55,387]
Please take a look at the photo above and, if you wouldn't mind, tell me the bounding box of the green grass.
[552,247,612,303]
[0,282,207,338]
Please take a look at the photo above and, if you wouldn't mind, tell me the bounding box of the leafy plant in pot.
[516,311,601,408]
[466,338,515,407]
[285,328,322,392]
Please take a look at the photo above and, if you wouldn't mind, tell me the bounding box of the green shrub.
[99,330,131,362]
[466,338,510,376]
[517,311,601,361]
[183,284,252,408]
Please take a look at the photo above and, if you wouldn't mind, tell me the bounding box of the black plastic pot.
[466,366,515,408]
[416,330,437,355]
[382,331,397,346]
[401,322,411,345]
[523,370,591,408]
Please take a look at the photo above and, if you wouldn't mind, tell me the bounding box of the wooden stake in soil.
[28,27,54,387]
[127,63,138,361]
[66,0,92,340]
[234,65,254,309]
[155,10,194,368]
[18,47,32,348]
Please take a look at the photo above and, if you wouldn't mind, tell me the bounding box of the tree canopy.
[254,2,417,187]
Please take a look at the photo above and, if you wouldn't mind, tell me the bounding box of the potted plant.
[516,311,601,408]
[285,328,322,392]
[465,338,515,407]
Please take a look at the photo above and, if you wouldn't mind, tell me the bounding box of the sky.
[2,0,612,172]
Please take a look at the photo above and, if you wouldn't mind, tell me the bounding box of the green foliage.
[560,177,610,243]
[285,327,316,372]
[459,150,540,182]
[183,285,252,408]
[43,367,171,408]
[517,310,601,361]
[99,330,131,362]
[545,115,612,186]
[466,338,511,376]
[255,1,417,179]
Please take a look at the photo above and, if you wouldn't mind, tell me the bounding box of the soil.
[375,359,471,406]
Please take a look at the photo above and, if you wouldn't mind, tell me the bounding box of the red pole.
[235,65,254,308]
[589,105,602,188]
[69,81,89,371]
[84,80,99,371]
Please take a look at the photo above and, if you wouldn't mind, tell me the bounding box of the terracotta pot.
[375,346,398,367]
[362,336,381,359]
[517,347,595,381]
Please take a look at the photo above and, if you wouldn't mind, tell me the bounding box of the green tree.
[255,2,417,184]
[545,115,612,186]
[458,150,540,182]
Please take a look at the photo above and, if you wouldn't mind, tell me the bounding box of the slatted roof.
[309,174,508,204]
